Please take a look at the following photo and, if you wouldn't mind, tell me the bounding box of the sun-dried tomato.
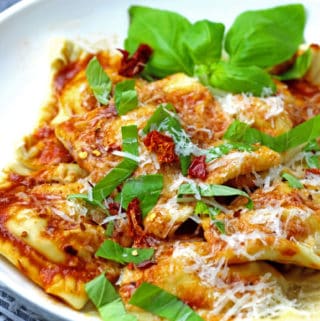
[188,155,208,180]
[126,198,158,248]
[108,202,120,215]
[144,130,178,164]
[118,44,153,77]
[306,168,320,175]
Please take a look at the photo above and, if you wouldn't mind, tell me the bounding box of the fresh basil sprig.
[117,174,163,217]
[125,4,306,96]
[178,183,253,209]
[115,80,138,115]
[282,173,303,189]
[194,201,225,234]
[129,282,204,321]
[96,240,154,265]
[125,6,193,77]
[225,4,306,68]
[183,20,224,65]
[143,104,192,175]
[86,57,112,105]
[224,115,320,153]
[93,125,139,202]
[278,49,312,81]
[205,61,276,96]
[86,274,137,321]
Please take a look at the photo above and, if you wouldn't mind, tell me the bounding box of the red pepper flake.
[118,44,153,77]
[306,168,320,175]
[143,130,178,164]
[108,202,120,216]
[188,155,208,180]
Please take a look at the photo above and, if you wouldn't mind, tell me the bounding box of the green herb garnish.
[115,80,138,115]
[96,240,154,265]
[125,4,306,96]
[224,115,320,153]
[86,274,137,321]
[117,174,163,217]
[93,125,139,202]
[178,183,253,209]
[282,173,303,189]
[194,201,225,234]
[278,48,312,81]
[86,57,112,105]
[129,282,204,321]
[143,104,192,175]
[225,4,306,68]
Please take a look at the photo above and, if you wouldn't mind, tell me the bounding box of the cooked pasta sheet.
[1,5,320,320]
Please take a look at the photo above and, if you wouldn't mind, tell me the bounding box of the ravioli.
[0,9,320,320]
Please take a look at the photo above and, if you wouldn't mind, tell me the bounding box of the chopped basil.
[143,104,192,175]
[86,274,137,321]
[278,48,312,81]
[206,142,256,162]
[105,221,115,237]
[183,20,224,65]
[282,173,303,189]
[304,140,320,169]
[205,61,276,96]
[125,6,193,77]
[96,240,154,265]
[178,183,253,209]
[115,80,138,115]
[93,125,139,202]
[224,115,320,153]
[194,201,225,234]
[129,282,204,321]
[306,155,320,169]
[117,174,163,217]
[86,57,112,105]
[67,193,108,213]
[225,4,306,68]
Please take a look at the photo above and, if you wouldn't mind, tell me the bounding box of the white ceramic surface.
[0,0,319,320]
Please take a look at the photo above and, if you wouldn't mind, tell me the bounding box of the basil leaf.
[67,193,108,213]
[183,20,225,65]
[86,57,112,105]
[129,282,204,321]
[93,125,139,202]
[125,6,193,77]
[306,155,320,169]
[194,200,210,215]
[194,201,225,234]
[282,173,303,189]
[225,4,306,68]
[206,142,255,162]
[143,104,192,175]
[115,80,138,115]
[178,183,253,209]
[304,139,320,152]
[224,115,320,153]
[278,49,312,81]
[105,221,115,237]
[86,274,137,321]
[118,174,163,217]
[214,221,226,234]
[208,61,276,96]
[96,240,154,265]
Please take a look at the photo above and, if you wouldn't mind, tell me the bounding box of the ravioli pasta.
[1,9,320,321]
